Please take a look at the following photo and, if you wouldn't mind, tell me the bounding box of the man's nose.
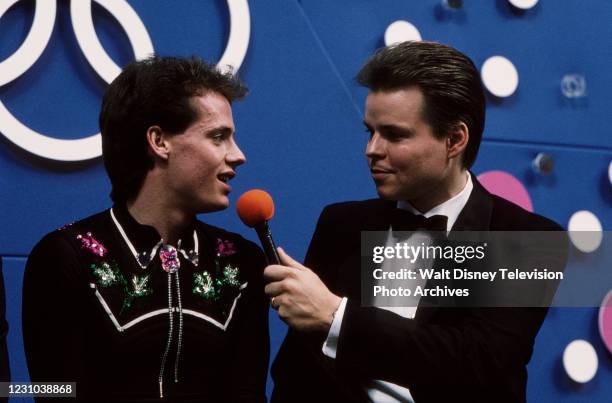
[365,132,385,159]
[227,138,246,167]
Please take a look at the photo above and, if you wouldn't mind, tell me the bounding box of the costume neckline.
[110,206,199,269]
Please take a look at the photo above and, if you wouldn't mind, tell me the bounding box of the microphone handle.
[255,221,280,264]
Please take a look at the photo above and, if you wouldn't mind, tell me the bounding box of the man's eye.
[383,131,406,142]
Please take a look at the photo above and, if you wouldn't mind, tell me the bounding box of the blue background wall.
[1,0,611,401]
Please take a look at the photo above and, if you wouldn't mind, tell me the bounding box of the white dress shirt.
[322,172,473,402]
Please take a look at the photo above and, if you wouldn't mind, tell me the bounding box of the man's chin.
[197,199,230,214]
[375,187,402,201]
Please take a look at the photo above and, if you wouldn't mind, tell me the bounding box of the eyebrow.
[380,124,412,133]
[363,121,414,135]
[206,126,234,136]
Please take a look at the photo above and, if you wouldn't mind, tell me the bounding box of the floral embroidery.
[77,232,107,257]
[130,274,153,298]
[222,265,240,287]
[123,274,153,312]
[91,262,120,287]
[216,238,236,257]
[193,238,240,301]
[193,271,216,300]
[91,261,152,314]
[159,244,180,273]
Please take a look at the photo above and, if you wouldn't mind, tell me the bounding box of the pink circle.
[599,290,612,354]
[477,170,533,212]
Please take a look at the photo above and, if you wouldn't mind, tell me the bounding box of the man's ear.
[447,122,469,160]
[146,126,170,160]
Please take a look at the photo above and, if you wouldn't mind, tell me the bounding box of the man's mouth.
[217,171,235,183]
[370,167,394,182]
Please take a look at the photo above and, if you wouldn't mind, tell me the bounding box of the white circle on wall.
[384,20,421,46]
[0,0,250,162]
[608,160,612,186]
[0,0,56,86]
[563,340,598,383]
[568,210,603,253]
[509,0,539,10]
[71,0,154,84]
[481,56,519,98]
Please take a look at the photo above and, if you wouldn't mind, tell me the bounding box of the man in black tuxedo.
[265,41,564,402]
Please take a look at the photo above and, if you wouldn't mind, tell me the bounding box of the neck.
[126,177,194,245]
[409,169,468,213]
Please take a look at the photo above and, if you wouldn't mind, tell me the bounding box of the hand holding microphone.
[236,189,342,332]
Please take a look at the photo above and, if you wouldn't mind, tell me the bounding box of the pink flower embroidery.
[77,232,107,257]
[216,238,237,257]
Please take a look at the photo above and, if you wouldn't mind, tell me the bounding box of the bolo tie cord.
[157,244,184,398]
[158,270,184,398]
[159,271,174,398]
[174,269,184,383]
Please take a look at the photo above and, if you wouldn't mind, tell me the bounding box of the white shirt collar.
[397,172,473,231]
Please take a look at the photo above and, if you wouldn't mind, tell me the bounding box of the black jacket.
[272,175,564,403]
[23,206,269,402]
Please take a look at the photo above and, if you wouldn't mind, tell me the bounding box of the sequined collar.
[109,205,199,269]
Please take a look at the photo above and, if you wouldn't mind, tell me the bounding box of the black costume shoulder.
[23,208,269,402]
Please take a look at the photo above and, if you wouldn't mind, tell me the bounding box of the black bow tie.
[392,209,448,232]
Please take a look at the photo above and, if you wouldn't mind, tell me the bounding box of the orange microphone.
[236,189,280,264]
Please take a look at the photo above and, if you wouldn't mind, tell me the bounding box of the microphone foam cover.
[236,189,275,227]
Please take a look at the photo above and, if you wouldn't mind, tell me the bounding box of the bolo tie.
[157,244,184,398]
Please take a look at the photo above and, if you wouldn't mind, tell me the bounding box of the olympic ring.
[71,0,154,85]
[0,0,251,162]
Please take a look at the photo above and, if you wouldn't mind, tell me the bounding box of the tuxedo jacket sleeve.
[271,204,372,403]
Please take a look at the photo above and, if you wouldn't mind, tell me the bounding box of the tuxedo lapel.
[361,199,397,231]
[451,172,493,231]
